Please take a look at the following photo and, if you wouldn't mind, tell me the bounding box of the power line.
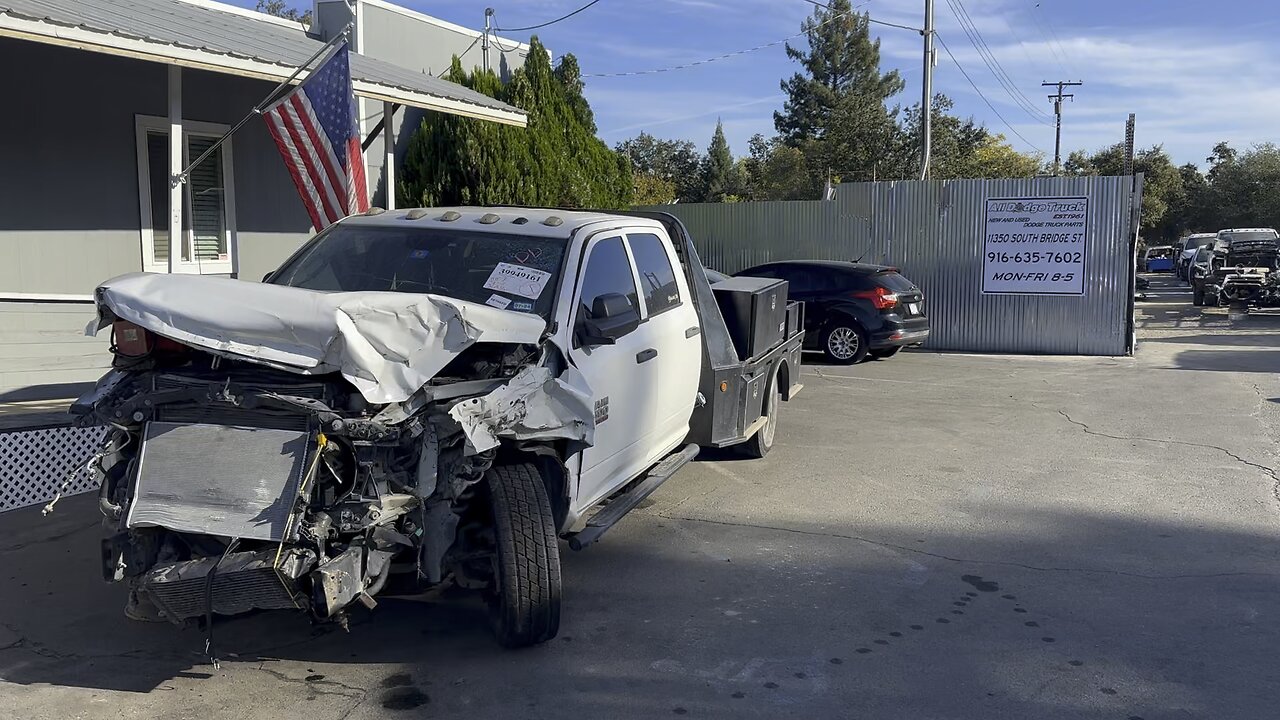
[494,0,604,32]
[945,0,1053,124]
[588,2,913,79]
[798,0,922,33]
[1032,2,1081,78]
[1024,1,1072,77]
[436,32,484,77]
[934,32,1045,153]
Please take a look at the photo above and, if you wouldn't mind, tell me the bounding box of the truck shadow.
[2,496,1278,720]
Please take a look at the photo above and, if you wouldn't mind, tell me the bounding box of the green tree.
[1206,143,1280,228]
[774,0,904,187]
[892,95,994,179]
[775,0,903,144]
[399,38,631,209]
[960,135,1045,179]
[615,132,702,202]
[255,0,311,25]
[701,121,736,202]
[1066,143,1184,240]
[744,134,817,200]
[632,173,677,205]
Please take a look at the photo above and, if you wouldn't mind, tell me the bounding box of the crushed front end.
[77,315,556,629]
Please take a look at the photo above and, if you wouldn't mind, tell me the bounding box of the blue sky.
[233,1,1280,167]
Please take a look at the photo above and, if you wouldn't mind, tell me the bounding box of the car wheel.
[1192,287,1203,306]
[484,462,561,648]
[869,347,901,359]
[822,323,868,364]
[742,365,780,458]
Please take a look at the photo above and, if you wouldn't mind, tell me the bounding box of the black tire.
[1192,287,1203,306]
[484,462,561,648]
[869,347,901,359]
[821,322,869,364]
[742,366,780,458]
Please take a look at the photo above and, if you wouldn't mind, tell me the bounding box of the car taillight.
[851,286,898,310]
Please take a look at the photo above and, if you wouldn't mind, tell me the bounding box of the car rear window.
[873,271,916,292]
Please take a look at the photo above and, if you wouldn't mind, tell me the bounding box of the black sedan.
[735,260,929,364]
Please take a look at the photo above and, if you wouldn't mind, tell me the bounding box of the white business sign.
[982,196,1088,295]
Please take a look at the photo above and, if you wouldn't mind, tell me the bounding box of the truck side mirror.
[578,293,640,347]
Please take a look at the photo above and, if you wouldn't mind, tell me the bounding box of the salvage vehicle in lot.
[1192,229,1279,307]
[1189,246,1216,306]
[1140,246,1175,272]
[74,208,804,648]
[735,260,928,364]
[1174,233,1217,281]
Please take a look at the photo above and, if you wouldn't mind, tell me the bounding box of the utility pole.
[1043,80,1082,175]
[482,7,494,74]
[1123,113,1136,176]
[919,0,935,180]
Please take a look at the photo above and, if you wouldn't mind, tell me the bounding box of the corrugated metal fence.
[651,175,1140,355]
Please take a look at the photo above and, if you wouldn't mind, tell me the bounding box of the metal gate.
[651,175,1141,355]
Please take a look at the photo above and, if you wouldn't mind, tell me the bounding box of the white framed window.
[135,115,238,274]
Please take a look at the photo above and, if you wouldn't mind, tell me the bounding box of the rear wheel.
[869,347,901,359]
[822,323,868,364]
[742,366,780,458]
[484,462,561,648]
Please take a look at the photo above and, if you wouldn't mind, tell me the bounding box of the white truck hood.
[89,272,547,404]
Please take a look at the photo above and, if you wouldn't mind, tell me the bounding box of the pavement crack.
[254,664,366,697]
[656,512,1280,581]
[1055,409,1280,507]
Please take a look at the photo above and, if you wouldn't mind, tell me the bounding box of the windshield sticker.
[484,293,512,310]
[409,249,431,260]
[512,300,534,312]
[484,262,552,300]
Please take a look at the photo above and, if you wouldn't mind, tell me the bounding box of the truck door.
[624,231,701,452]
[569,235,664,511]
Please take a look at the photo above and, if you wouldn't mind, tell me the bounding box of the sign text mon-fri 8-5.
[982,196,1088,295]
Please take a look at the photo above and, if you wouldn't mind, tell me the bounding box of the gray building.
[0,0,529,401]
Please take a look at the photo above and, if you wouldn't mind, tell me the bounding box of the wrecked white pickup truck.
[74,208,804,648]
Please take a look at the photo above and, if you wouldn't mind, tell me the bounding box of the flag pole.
[176,24,352,184]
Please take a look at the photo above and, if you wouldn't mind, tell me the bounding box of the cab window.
[627,232,682,316]
[575,236,640,345]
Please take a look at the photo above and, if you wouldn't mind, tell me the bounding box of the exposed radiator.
[143,548,314,621]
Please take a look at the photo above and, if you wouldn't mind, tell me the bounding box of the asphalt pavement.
[2,273,1278,719]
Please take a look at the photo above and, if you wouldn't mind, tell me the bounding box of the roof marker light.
[478,213,501,224]
[542,216,564,227]
[405,208,430,220]
[437,211,462,222]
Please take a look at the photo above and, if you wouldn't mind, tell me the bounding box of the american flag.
[263,42,369,231]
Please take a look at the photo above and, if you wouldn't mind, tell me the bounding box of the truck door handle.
[636,348,658,364]
[685,325,701,338]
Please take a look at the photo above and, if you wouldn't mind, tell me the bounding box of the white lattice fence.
[0,424,108,513]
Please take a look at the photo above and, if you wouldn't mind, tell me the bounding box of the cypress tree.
[399,38,631,209]
[701,120,735,203]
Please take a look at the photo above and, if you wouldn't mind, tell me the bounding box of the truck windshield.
[268,224,568,317]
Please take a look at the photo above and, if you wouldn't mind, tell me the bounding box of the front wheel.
[822,323,868,364]
[484,462,562,648]
[869,347,901,359]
